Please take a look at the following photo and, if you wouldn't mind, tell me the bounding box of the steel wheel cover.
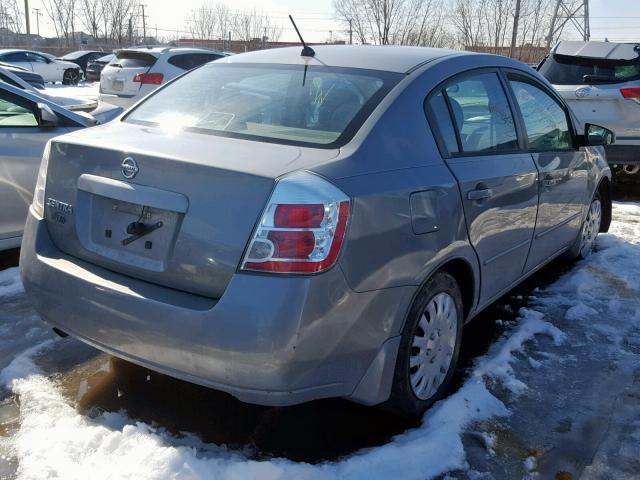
[579,198,602,258]
[409,292,458,400]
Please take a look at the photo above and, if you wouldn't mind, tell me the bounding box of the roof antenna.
[289,15,315,57]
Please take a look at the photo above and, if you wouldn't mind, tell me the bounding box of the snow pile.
[0,268,24,298]
[0,305,559,479]
[2,202,639,479]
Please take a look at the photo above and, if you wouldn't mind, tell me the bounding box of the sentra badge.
[46,198,73,215]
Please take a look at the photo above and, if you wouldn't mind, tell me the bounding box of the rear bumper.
[20,210,411,406]
[605,144,640,166]
[98,93,138,110]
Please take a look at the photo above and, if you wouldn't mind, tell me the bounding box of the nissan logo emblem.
[121,157,139,179]
[575,87,591,98]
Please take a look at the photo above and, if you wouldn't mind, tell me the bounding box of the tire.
[566,190,602,260]
[62,69,80,85]
[382,271,464,418]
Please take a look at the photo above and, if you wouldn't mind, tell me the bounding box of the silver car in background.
[539,41,640,180]
[21,46,613,417]
[0,82,120,251]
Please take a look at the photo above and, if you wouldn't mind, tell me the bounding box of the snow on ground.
[0,202,639,479]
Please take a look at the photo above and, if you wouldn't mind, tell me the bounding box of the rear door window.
[426,91,459,154]
[443,72,518,153]
[112,51,157,69]
[168,53,222,71]
[539,54,640,85]
[508,79,572,151]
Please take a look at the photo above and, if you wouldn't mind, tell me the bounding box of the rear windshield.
[124,63,400,148]
[539,54,640,85]
[112,51,157,69]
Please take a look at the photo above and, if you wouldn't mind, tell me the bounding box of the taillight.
[241,171,350,274]
[621,87,640,98]
[133,72,164,85]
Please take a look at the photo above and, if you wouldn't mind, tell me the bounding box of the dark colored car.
[85,54,114,82]
[0,61,45,89]
[59,50,106,76]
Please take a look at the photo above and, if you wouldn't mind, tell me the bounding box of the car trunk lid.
[43,122,338,298]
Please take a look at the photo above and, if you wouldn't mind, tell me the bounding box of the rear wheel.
[383,271,463,418]
[62,69,80,85]
[568,191,602,260]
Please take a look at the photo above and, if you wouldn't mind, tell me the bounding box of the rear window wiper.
[583,74,617,84]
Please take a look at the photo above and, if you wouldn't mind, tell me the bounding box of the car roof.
[0,49,51,56]
[115,46,227,57]
[554,41,640,61]
[221,45,469,74]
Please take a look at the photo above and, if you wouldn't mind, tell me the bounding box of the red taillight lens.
[620,87,640,99]
[274,204,325,228]
[241,172,350,274]
[133,72,164,85]
[244,202,349,273]
[267,230,316,258]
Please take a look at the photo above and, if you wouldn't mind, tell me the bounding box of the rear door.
[427,70,539,304]
[505,72,588,271]
[100,51,158,97]
[0,88,68,241]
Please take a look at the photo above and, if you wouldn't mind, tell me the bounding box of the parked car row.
[13,45,614,419]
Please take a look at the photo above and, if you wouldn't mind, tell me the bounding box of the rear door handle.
[467,188,493,201]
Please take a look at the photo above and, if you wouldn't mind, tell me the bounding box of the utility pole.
[32,7,42,37]
[128,17,133,45]
[546,0,590,50]
[349,19,353,45]
[509,0,522,58]
[141,4,147,42]
[23,0,30,35]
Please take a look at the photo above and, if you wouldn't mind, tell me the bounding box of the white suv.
[539,41,640,180]
[99,47,228,109]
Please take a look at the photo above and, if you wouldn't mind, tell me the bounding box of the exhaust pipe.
[622,165,640,175]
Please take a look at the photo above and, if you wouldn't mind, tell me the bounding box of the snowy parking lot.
[0,195,638,479]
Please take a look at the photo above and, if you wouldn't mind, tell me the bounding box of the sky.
[22,0,640,44]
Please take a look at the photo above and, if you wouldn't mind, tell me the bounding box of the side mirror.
[37,103,59,128]
[576,123,615,147]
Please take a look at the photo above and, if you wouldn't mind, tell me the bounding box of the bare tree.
[186,3,217,41]
[0,0,23,34]
[232,9,282,43]
[102,0,141,46]
[43,0,77,46]
[79,0,103,40]
[334,0,450,46]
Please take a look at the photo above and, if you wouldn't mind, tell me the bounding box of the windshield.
[539,53,640,85]
[125,63,400,148]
